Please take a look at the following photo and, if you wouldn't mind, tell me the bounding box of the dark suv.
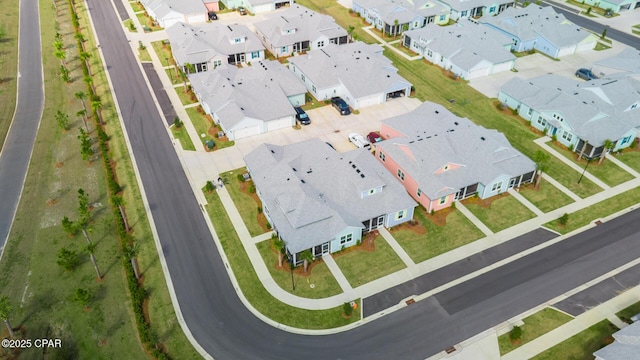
[331,97,350,115]
[294,107,310,125]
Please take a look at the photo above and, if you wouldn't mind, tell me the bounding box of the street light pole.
[166,58,173,82]
[289,258,295,291]
[578,158,591,184]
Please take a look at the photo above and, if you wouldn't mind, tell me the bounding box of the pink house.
[375,102,536,212]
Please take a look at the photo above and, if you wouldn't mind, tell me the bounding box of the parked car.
[575,68,598,81]
[348,133,371,149]
[367,132,382,143]
[294,107,310,125]
[238,6,247,15]
[331,97,351,115]
[208,11,218,20]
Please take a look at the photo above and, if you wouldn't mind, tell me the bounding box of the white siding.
[266,116,294,131]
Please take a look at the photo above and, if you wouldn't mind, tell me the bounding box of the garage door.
[231,125,261,140]
[492,60,514,75]
[467,66,490,80]
[266,117,293,131]
[557,45,576,58]
[576,41,595,53]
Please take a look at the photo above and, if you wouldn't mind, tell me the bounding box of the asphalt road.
[543,2,640,50]
[141,63,176,125]
[87,1,640,359]
[0,0,44,257]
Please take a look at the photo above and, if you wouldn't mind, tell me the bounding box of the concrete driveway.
[469,44,626,98]
[181,96,421,185]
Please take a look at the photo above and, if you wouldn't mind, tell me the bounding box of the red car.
[367,132,382,143]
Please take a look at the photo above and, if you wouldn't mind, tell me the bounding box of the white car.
[348,133,371,149]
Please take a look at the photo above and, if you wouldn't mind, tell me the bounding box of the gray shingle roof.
[141,0,206,17]
[594,321,640,360]
[480,6,593,48]
[254,5,347,48]
[244,138,417,254]
[166,22,264,66]
[288,42,412,98]
[356,0,448,23]
[404,23,515,70]
[500,74,640,145]
[438,0,509,11]
[188,61,304,129]
[379,102,535,199]
[595,48,640,75]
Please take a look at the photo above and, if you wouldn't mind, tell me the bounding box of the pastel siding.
[386,207,416,227]
[477,174,511,198]
[330,226,363,253]
[287,93,305,107]
[381,123,408,139]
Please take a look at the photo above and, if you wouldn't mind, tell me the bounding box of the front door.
[509,177,517,188]
[376,215,385,228]
[322,242,329,255]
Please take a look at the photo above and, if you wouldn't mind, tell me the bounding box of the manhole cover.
[310,284,315,289]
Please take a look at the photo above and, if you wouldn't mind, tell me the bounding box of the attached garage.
[576,39,596,52]
[266,116,294,132]
[466,65,491,80]
[557,45,577,58]
[185,13,207,24]
[492,60,514,74]
[230,125,261,140]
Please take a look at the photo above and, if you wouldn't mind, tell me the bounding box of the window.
[632,104,638,110]
[414,21,419,28]
[417,188,422,197]
[461,10,468,17]
[439,15,446,21]
[301,74,305,82]
[311,85,316,93]
[527,108,533,117]
[491,181,503,192]
[396,210,406,220]
[251,51,260,59]
[368,189,376,195]
[281,46,287,53]
[340,233,352,245]
[489,6,496,13]
[440,56,444,62]
[379,152,386,162]
[427,49,433,57]
[537,116,546,127]
[621,135,632,145]
[562,131,573,142]
[397,169,405,181]
[439,196,446,205]
[317,40,324,47]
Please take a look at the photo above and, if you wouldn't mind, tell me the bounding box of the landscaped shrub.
[509,325,522,342]
[343,302,353,317]
[558,213,569,226]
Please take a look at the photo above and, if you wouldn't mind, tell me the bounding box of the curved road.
[87,1,640,359]
[0,0,44,258]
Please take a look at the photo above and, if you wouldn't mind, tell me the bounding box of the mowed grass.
[532,320,618,360]
[0,1,146,358]
[545,186,640,234]
[519,182,574,213]
[616,301,640,324]
[171,124,196,151]
[221,167,267,237]
[186,107,213,150]
[382,49,602,199]
[294,0,377,44]
[257,240,343,299]
[151,40,172,67]
[0,0,19,150]
[334,235,406,288]
[498,308,573,355]
[62,1,200,357]
[463,194,536,232]
[203,188,361,328]
[548,142,634,187]
[392,209,484,264]
[616,150,640,173]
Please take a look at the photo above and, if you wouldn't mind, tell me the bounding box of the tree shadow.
[0,77,14,84]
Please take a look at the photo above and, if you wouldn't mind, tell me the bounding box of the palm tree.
[83,75,94,93]
[54,48,67,66]
[75,91,88,113]
[76,189,94,245]
[273,235,285,268]
[91,99,103,126]
[393,19,399,38]
[598,139,615,165]
[79,51,92,75]
[299,249,313,273]
[123,242,141,280]
[86,242,102,279]
[532,150,550,189]
[0,296,14,338]
[578,140,588,160]
[77,109,88,131]
[111,195,130,233]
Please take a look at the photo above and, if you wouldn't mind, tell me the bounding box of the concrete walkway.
[508,188,544,216]
[323,255,355,294]
[378,227,415,267]
[455,202,494,236]
[361,26,422,61]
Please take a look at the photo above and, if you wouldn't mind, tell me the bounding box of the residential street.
[85,0,640,359]
[0,0,44,258]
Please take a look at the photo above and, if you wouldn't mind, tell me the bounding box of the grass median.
[498,308,573,355]
[203,187,361,328]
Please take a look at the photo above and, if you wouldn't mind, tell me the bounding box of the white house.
[220,0,292,14]
[166,22,265,72]
[189,61,306,140]
[436,0,516,20]
[139,0,209,28]
[254,5,348,57]
[479,6,597,58]
[352,0,450,36]
[402,22,515,80]
[288,42,413,110]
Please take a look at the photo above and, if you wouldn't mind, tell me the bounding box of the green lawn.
[129,0,145,12]
[203,188,361,328]
[171,124,196,151]
[532,320,618,360]
[382,49,603,199]
[151,40,173,67]
[0,0,19,151]
[519,182,574,213]
[123,19,136,32]
[616,301,640,324]
[334,235,406,288]
[463,194,536,232]
[0,1,148,358]
[136,13,163,32]
[257,240,343,299]
[165,69,182,85]
[220,168,267,237]
[294,0,377,44]
[545,186,640,234]
[176,87,197,105]
[616,150,640,173]
[548,142,634,187]
[137,47,151,62]
[498,308,573,355]
[392,208,484,264]
[186,107,234,151]
[595,42,611,51]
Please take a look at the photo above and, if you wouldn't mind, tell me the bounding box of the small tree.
[601,27,607,40]
[204,180,215,193]
[174,116,183,128]
[91,98,103,126]
[299,249,313,273]
[509,325,522,343]
[73,288,92,310]
[123,242,141,280]
[79,51,92,76]
[76,189,94,245]
[77,128,93,161]
[57,247,80,271]
[558,213,569,226]
[343,302,354,317]
[111,195,130,233]
[54,48,67,66]
[598,139,615,165]
[55,110,70,131]
[76,109,88,131]
[0,296,15,338]
[59,65,70,82]
[273,235,285,268]
[61,216,77,236]
[532,150,550,189]
[86,243,102,280]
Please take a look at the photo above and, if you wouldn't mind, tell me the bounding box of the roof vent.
[352,164,356,169]
[307,168,312,174]
[300,179,305,183]
[435,110,439,114]
[481,137,485,141]
[356,169,361,173]
[454,121,458,125]
[360,174,365,178]
[292,167,297,171]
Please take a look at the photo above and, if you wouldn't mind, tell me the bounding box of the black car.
[208,12,218,20]
[575,68,598,81]
[331,97,350,115]
[294,107,310,125]
[238,6,247,15]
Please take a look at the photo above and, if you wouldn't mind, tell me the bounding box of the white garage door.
[467,66,490,80]
[557,45,576,58]
[266,117,293,131]
[492,61,514,75]
[231,125,261,140]
[576,41,595,53]
[357,94,383,109]
[186,13,206,24]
